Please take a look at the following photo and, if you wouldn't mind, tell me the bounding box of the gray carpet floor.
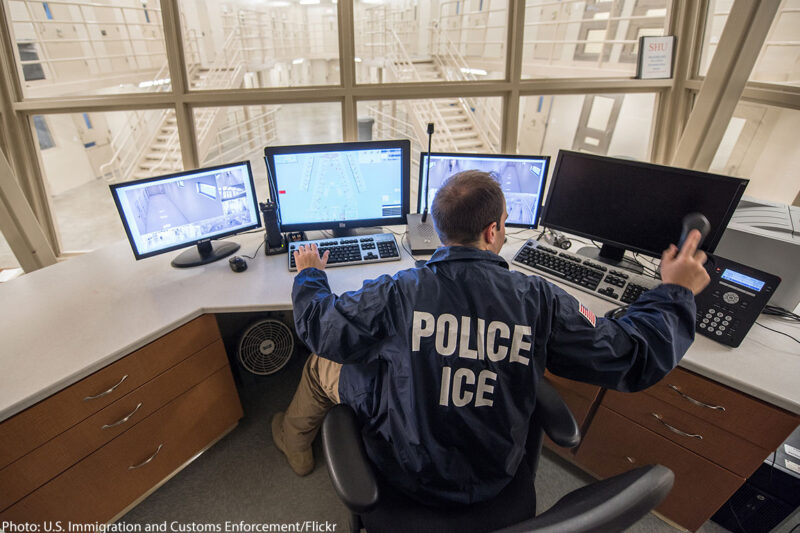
[121,349,734,532]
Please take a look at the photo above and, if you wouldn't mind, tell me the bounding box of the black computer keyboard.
[288,233,401,271]
[511,239,660,304]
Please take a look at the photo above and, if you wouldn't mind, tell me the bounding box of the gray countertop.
[1,230,798,422]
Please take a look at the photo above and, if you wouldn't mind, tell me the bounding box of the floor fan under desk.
[237,319,295,376]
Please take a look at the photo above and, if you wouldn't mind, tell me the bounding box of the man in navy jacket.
[272,170,710,505]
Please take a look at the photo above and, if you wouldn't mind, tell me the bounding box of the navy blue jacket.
[292,246,696,505]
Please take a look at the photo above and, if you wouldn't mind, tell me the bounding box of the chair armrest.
[536,379,581,449]
[321,404,379,514]
[493,464,675,533]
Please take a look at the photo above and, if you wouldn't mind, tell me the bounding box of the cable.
[632,253,660,278]
[762,305,800,322]
[400,232,417,260]
[240,237,266,259]
[754,322,800,344]
[727,499,749,533]
[787,522,800,533]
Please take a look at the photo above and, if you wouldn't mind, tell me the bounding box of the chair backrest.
[322,379,672,533]
[493,464,675,533]
[321,377,582,532]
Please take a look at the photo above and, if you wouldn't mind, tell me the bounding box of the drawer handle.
[668,384,726,411]
[128,443,164,470]
[84,374,128,401]
[101,402,142,430]
[651,413,703,440]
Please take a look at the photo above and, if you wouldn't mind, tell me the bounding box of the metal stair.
[388,56,493,153]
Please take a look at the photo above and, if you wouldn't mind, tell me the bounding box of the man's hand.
[294,244,329,272]
[660,229,711,295]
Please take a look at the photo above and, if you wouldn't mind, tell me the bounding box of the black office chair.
[321,378,675,533]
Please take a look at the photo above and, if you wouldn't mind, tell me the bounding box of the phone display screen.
[721,269,765,292]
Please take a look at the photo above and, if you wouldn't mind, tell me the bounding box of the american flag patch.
[578,303,596,327]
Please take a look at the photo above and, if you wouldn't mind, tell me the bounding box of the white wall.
[39,115,97,196]
[607,93,654,161]
[745,111,800,203]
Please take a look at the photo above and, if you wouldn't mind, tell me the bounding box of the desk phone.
[695,255,780,347]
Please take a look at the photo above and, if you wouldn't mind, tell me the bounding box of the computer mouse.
[229,256,247,273]
[678,213,711,250]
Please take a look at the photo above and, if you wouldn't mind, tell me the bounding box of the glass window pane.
[517,93,656,161]
[32,110,182,253]
[699,0,800,86]
[709,102,800,204]
[357,96,503,202]
[522,0,670,79]
[0,229,21,271]
[7,0,168,98]
[179,1,340,89]
[196,103,343,201]
[354,0,508,84]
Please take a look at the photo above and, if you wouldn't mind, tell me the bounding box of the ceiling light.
[299,0,320,4]
[292,58,305,65]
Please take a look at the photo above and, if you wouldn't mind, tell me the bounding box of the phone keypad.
[696,305,742,340]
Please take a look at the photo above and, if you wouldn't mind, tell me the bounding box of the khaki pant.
[282,353,342,451]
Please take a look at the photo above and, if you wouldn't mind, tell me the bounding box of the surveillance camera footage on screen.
[113,164,259,257]
[272,148,404,225]
[420,154,550,228]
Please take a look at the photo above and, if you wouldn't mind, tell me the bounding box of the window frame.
[0,0,797,263]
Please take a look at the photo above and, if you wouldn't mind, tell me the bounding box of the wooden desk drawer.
[603,390,768,478]
[644,368,799,450]
[545,371,601,402]
[0,315,220,471]
[575,406,742,532]
[0,365,242,523]
[0,339,228,511]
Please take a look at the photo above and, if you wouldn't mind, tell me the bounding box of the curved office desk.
[0,230,798,529]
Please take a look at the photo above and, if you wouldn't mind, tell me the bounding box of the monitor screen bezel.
[540,150,749,257]
[417,151,551,229]
[264,140,411,233]
[110,160,262,261]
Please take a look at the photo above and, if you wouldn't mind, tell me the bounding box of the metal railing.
[221,6,339,64]
[429,25,501,151]
[143,31,246,176]
[522,0,669,73]
[201,106,280,167]
[10,0,168,93]
[100,26,242,181]
[99,109,172,182]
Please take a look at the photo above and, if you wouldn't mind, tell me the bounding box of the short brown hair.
[431,170,505,245]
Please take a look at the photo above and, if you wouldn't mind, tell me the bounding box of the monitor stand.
[171,240,240,268]
[330,227,384,238]
[575,243,644,275]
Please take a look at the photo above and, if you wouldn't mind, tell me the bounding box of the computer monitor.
[418,152,550,228]
[110,161,261,268]
[264,140,410,236]
[540,150,749,272]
